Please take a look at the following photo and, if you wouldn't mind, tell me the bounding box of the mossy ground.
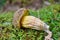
[0,4,60,40]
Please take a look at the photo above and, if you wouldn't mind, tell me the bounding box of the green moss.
[0,4,60,40]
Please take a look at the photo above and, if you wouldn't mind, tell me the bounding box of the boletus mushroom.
[13,8,53,40]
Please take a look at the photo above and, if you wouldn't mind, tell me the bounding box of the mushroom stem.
[45,30,52,37]
[44,30,53,40]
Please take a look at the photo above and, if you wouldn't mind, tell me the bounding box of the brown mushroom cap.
[13,8,29,28]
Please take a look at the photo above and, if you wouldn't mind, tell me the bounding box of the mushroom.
[13,8,53,40]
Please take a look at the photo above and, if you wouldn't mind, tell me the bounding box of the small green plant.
[0,4,60,40]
